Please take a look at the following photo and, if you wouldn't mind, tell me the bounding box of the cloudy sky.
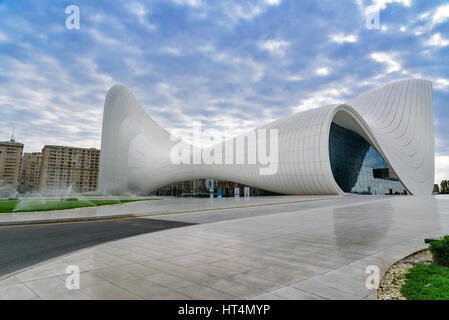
[0,0,448,182]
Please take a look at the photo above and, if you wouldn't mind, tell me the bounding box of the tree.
[441,180,449,194]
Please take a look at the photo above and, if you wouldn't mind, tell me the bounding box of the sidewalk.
[0,195,343,226]
[0,196,447,300]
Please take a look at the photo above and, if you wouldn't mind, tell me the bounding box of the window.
[329,122,407,195]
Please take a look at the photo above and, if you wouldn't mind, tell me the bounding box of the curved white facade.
[99,79,434,196]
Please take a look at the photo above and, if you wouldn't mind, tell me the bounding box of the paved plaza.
[0,195,448,300]
[0,195,339,225]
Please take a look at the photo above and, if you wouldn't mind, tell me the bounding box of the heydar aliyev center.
[99,78,434,196]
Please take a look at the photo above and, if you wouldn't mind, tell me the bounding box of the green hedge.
[429,235,449,267]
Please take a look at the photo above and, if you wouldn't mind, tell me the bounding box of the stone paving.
[0,195,338,225]
[0,195,448,300]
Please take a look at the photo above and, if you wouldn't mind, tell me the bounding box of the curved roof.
[99,78,434,195]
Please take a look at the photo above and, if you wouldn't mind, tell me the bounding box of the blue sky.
[0,0,448,182]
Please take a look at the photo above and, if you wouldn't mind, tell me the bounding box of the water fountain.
[0,180,18,199]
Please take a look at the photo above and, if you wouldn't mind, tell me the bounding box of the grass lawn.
[0,198,159,213]
[401,263,449,300]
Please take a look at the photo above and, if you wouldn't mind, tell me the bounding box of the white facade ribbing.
[99,79,434,195]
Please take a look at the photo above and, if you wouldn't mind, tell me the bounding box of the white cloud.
[123,58,152,77]
[126,1,156,30]
[425,33,449,47]
[160,47,183,56]
[202,49,265,82]
[263,0,282,5]
[126,1,147,22]
[89,29,120,46]
[173,0,203,7]
[222,0,281,22]
[435,155,449,183]
[89,14,105,23]
[227,3,264,21]
[287,75,303,82]
[173,0,281,24]
[434,78,449,91]
[370,52,401,73]
[198,44,215,52]
[0,54,115,153]
[258,39,289,56]
[330,33,358,44]
[420,12,430,20]
[432,3,449,26]
[292,86,351,113]
[360,0,411,15]
[87,29,143,55]
[414,4,449,32]
[0,31,8,42]
[315,67,330,76]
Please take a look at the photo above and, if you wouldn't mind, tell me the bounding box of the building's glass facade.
[329,122,407,195]
[153,179,277,197]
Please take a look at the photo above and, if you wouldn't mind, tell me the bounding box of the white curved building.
[99,78,434,196]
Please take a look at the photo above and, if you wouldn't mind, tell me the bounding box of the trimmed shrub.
[429,235,449,267]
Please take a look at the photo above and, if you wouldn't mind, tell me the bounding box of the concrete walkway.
[0,195,448,300]
[0,195,343,225]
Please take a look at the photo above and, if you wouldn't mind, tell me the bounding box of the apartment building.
[18,152,42,193]
[40,145,100,194]
[0,139,24,190]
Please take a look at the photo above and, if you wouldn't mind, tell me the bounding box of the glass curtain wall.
[329,122,407,195]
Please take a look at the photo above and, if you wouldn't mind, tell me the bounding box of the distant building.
[40,145,100,194]
[0,139,24,190]
[18,152,42,193]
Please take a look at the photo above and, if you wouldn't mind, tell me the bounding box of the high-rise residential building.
[40,145,100,194]
[0,138,24,191]
[18,152,42,193]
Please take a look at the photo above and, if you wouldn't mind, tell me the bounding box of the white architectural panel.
[99,79,434,195]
